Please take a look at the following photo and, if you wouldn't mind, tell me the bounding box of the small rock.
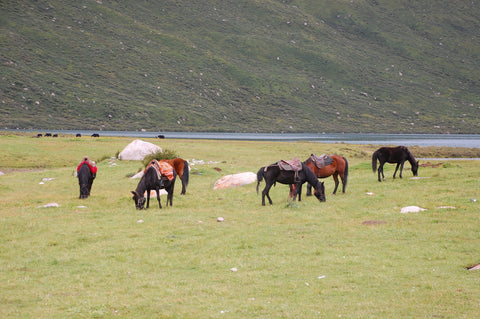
[230,267,238,272]
[39,202,60,208]
[137,219,144,223]
[217,217,224,222]
[400,206,426,213]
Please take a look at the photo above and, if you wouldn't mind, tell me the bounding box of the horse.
[256,162,326,206]
[77,158,97,199]
[303,154,349,195]
[372,146,419,182]
[131,161,176,209]
[160,158,189,195]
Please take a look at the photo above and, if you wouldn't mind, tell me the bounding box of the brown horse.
[303,154,349,195]
[160,158,190,194]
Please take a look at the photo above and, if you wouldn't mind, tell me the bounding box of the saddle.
[310,153,333,169]
[277,157,302,172]
[145,160,174,181]
[77,156,97,175]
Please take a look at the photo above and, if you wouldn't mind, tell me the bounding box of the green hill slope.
[1,0,479,133]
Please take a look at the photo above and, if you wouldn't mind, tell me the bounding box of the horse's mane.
[404,147,417,165]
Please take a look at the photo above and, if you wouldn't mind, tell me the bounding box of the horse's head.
[313,181,326,202]
[411,160,419,176]
[131,191,146,210]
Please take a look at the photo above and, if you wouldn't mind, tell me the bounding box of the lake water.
[16,130,480,148]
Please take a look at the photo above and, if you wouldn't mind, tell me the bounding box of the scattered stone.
[437,206,456,209]
[230,267,237,272]
[471,199,477,202]
[366,192,374,196]
[400,206,427,213]
[39,202,60,208]
[217,217,225,222]
[467,264,480,270]
[137,219,144,223]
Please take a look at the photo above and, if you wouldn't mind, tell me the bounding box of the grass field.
[1,133,479,318]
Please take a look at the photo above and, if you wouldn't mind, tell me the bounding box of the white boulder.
[118,139,162,161]
[213,172,257,189]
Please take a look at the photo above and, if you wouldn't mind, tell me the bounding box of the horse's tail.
[342,156,349,187]
[372,150,378,173]
[182,160,190,186]
[256,167,264,194]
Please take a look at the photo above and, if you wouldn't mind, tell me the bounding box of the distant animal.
[372,146,419,182]
[157,134,165,139]
[77,157,97,199]
[303,154,349,195]
[91,133,100,137]
[256,160,325,206]
[160,158,189,195]
[76,133,82,137]
[131,160,176,209]
[52,134,58,137]
[36,133,43,138]
[44,133,52,137]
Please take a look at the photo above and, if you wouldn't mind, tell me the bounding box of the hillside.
[1,0,479,133]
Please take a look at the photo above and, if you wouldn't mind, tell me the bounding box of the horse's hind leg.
[378,163,385,182]
[332,173,340,195]
[180,176,186,195]
[262,183,273,205]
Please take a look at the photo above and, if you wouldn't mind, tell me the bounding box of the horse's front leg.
[156,189,162,209]
[399,162,405,178]
[306,183,313,196]
[393,163,400,179]
[294,183,303,201]
[146,190,151,209]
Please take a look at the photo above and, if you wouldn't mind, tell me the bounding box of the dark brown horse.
[257,162,326,206]
[160,158,189,194]
[303,154,349,195]
[131,161,177,209]
[372,146,419,182]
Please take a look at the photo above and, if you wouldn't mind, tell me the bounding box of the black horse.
[131,165,176,209]
[372,146,419,182]
[77,162,96,199]
[256,162,326,206]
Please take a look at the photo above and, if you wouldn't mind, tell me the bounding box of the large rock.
[118,139,162,161]
[213,172,257,189]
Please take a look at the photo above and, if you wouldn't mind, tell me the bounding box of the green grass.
[1,134,480,318]
[1,0,479,133]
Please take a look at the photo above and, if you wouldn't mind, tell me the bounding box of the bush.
[142,148,179,167]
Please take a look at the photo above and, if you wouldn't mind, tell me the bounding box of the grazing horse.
[256,161,326,206]
[131,160,176,209]
[304,154,349,195]
[160,158,190,195]
[77,157,97,199]
[372,146,419,182]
